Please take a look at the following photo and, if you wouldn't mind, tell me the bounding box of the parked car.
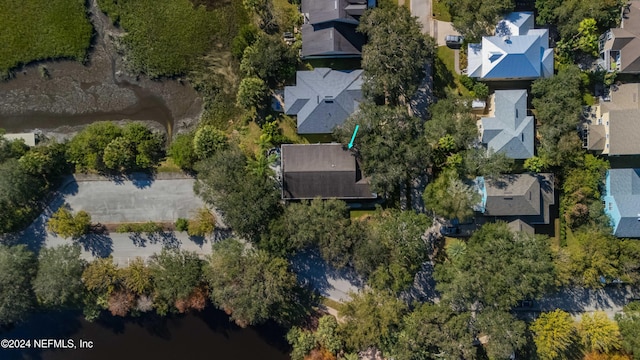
[446,35,464,49]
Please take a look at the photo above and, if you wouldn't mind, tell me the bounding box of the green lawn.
[98,0,248,78]
[436,46,471,97]
[302,58,362,71]
[432,0,452,22]
[0,0,93,77]
[350,210,376,219]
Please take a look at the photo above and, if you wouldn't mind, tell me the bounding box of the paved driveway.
[64,174,205,223]
[2,174,220,265]
[290,250,364,302]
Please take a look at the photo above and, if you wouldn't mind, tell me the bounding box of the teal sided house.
[474,173,555,225]
[604,169,640,238]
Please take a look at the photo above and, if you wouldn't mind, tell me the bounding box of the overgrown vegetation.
[0,0,93,78]
[98,0,246,78]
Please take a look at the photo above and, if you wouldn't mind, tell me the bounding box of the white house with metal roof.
[467,12,553,80]
[284,68,363,134]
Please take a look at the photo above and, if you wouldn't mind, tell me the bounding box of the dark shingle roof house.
[281,143,377,200]
[479,89,534,159]
[604,169,640,238]
[584,83,640,156]
[301,0,375,59]
[600,1,640,74]
[284,68,363,134]
[474,173,555,224]
[467,12,553,80]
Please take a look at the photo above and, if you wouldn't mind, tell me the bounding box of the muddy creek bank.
[0,0,203,139]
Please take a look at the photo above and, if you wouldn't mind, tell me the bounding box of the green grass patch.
[98,0,248,78]
[432,0,452,22]
[303,58,362,71]
[436,46,471,97]
[350,210,376,219]
[0,0,93,77]
[583,93,596,106]
[301,133,335,143]
[157,158,183,173]
[321,297,344,309]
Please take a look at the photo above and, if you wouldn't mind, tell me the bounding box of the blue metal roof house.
[467,12,553,80]
[285,68,363,134]
[604,169,640,238]
[479,89,534,159]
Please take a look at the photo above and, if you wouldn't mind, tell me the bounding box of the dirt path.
[0,0,203,139]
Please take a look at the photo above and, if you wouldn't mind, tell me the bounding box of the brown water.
[0,81,175,137]
[0,307,290,360]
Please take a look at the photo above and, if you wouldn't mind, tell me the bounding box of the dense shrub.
[0,0,92,76]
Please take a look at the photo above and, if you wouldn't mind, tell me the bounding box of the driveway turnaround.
[64,173,206,223]
[4,174,220,265]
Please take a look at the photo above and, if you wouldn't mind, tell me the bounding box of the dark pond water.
[0,307,290,360]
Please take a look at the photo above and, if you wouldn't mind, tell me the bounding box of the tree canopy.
[195,145,281,241]
[535,0,624,39]
[149,249,204,315]
[531,66,584,168]
[393,302,475,360]
[47,205,92,239]
[423,169,479,222]
[334,103,428,198]
[206,238,298,327]
[435,222,555,310]
[616,301,640,356]
[530,310,578,360]
[447,0,514,41]
[358,4,435,105]
[33,244,86,308]
[340,289,408,354]
[0,245,36,325]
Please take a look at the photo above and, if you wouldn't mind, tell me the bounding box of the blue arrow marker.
[348,125,359,149]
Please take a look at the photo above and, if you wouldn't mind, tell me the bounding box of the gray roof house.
[285,68,363,134]
[301,0,374,59]
[467,12,553,80]
[604,169,640,238]
[599,1,640,74]
[478,90,535,159]
[281,143,377,200]
[475,173,555,224]
[584,83,640,155]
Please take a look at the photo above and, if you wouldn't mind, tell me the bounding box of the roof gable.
[606,169,640,237]
[467,12,552,80]
[281,144,376,200]
[480,90,535,159]
[477,173,555,224]
[284,68,363,134]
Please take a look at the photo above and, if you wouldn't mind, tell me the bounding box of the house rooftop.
[284,68,363,134]
[2,133,36,147]
[480,90,534,159]
[467,12,553,80]
[281,143,377,200]
[300,0,372,59]
[594,83,640,155]
[602,2,640,73]
[477,173,555,224]
[605,169,640,237]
